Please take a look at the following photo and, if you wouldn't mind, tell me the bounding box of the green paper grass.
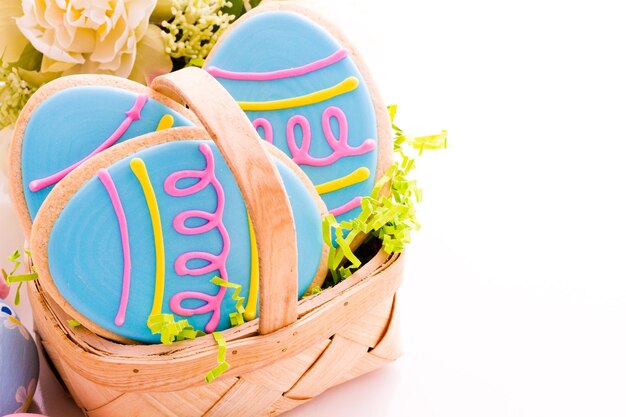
[211,277,245,327]
[147,314,206,345]
[205,331,230,383]
[147,276,246,345]
[2,249,39,305]
[322,106,446,283]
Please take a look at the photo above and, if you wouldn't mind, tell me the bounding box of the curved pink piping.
[97,169,132,326]
[329,196,363,217]
[29,95,149,192]
[206,49,347,81]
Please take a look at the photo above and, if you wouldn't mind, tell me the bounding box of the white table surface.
[2,0,626,416]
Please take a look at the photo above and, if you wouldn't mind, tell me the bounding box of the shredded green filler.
[2,249,38,305]
[205,331,230,383]
[147,313,206,345]
[211,277,245,327]
[322,106,447,283]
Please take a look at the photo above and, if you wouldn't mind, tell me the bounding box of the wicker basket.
[27,68,404,417]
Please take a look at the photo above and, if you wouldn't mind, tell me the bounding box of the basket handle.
[152,68,298,335]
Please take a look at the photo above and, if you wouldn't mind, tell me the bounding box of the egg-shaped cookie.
[9,75,198,235]
[206,3,392,222]
[30,128,327,343]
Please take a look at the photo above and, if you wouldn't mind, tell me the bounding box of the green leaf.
[16,43,43,72]
[222,0,244,18]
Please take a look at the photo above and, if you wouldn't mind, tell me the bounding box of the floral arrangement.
[0,0,260,131]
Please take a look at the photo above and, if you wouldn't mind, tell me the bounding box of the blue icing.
[0,303,39,415]
[207,11,379,222]
[48,139,322,343]
[21,86,194,220]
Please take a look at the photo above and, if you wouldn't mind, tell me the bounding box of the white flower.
[16,0,157,78]
[2,314,30,340]
[0,1,29,62]
[14,378,37,413]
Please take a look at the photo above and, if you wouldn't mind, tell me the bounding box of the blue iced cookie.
[205,3,392,223]
[0,302,39,415]
[30,128,327,344]
[9,75,198,234]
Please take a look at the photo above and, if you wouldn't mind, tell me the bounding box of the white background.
[2,0,626,416]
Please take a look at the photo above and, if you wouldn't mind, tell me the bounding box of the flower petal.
[0,0,29,62]
[128,24,172,84]
[40,55,77,72]
[18,66,60,86]
[152,0,174,23]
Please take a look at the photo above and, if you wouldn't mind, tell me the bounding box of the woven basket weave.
[29,249,402,417]
[27,68,405,417]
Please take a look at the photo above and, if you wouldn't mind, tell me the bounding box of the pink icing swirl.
[252,118,273,144]
[164,143,231,333]
[172,210,220,235]
[163,144,216,197]
[287,106,376,167]
[169,291,220,316]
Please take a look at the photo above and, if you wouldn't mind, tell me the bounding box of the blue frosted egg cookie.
[9,75,199,235]
[29,127,328,343]
[205,3,392,223]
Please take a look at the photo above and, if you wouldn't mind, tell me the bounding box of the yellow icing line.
[315,167,371,195]
[130,158,166,317]
[244,215,259,322]
[156,114,175,131]
[237,77,359,111]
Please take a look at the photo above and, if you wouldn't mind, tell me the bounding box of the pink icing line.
[97,169,132,327]
[287,106,376,167]
[175,251,226,276]
[207,49,347,81]
[252,118,273,144]
[173,210,219,235]
[163,143,215,197]
[29,94,149,192]
[329,196,363,217]
[169,291,221,316]
[166,143,231,333]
